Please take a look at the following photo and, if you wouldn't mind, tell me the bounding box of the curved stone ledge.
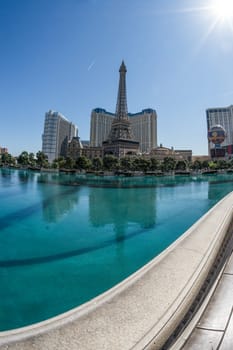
[1,192,233,350]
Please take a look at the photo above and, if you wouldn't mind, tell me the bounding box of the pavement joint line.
[196,326,225,332]
[216,307,233,350]
[168,271,223,350]
[160,225,233,350]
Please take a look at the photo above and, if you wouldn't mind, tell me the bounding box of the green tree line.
[2,152,233,173]
[0,151,49,168]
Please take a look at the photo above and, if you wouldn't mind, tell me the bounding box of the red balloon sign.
[208,125,226,145]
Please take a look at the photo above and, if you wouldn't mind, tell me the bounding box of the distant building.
[206,105,233,158]
[149,146,192,162]
[71,107,158,160]
[0,147,8,154]
[90,62,157,154]
[90,108,114,147]
[42,110,77,163]
[103,61,140,157]
[81,140,90,147]
[67,137,103,160]
[67,137,83,159]
[90,108,157,154]
[129,109,157,153]
[192,155,210,162]
[82,147,103,160]
[174,149,192,162]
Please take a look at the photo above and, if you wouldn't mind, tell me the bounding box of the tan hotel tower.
[90,62,157,154]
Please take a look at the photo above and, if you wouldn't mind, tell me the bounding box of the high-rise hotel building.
[90,107,157,153]
[206,105,233,157]
[90,108,115,148]
[129,109,157,153]
[42,110,77,163]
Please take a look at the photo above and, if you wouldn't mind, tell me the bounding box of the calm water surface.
[0,168,233,330]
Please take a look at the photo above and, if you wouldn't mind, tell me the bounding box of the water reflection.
[89,187,156,239]
[2,170,233,267]
[207,174,233,200]
[2,171,233,331]
[40,185,79,223]
[42,189,79,223]
[17,169,36,184]
[38,172,78,186]
[0,168,16,187]
[37,174,79,223]
[0,167,15,177]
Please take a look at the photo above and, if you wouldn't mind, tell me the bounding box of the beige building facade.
[90,108,114,148]
[67,137,103,160]
[149,146,192,162]
[129,109,157,153]
[0,147,8,154]
[90,108,157,153]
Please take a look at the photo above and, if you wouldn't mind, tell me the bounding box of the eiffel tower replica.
[103,61,139,157]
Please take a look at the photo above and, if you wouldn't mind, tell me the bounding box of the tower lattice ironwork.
[108,61,134,141]
[103,61,139,157]
[116,60,128,120]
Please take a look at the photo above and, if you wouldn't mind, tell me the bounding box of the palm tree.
[216,159,228,169]
[131,157,150,172]
[175,160,187,171]
[17,151,29,166]
[92,157,103,171]
[36,151,48,168]
[191,160,202,171]
[29,153,36,166]
[150,157,160,171]
[1,152,15,166]
[76,156,91,171]
[103,155,119,171]
[161,157,176,172]
[64,157,75,169]
[120,157,133,171]
[201,160,209,170]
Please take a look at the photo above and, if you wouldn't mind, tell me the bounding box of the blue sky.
[1,0,233,156]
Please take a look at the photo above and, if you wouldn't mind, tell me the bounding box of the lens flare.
[212,0,233,20]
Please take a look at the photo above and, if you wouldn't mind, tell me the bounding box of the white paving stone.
[197,274,233,331]
[182,328,223,350]
[220,310,233,350]
[224,253,233,275]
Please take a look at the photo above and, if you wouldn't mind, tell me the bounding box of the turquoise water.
[1,169,233,331]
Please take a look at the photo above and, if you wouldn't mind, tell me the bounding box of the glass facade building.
[42,110,77,163]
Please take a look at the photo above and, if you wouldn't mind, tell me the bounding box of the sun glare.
[171,0,233,55]
[212,0,233,20]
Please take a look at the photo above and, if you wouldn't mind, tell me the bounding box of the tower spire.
[108,61,133,140]
[102,61,139,157]
[115,60,128,120]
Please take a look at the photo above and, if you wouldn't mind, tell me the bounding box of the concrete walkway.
[181,251,233,350]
